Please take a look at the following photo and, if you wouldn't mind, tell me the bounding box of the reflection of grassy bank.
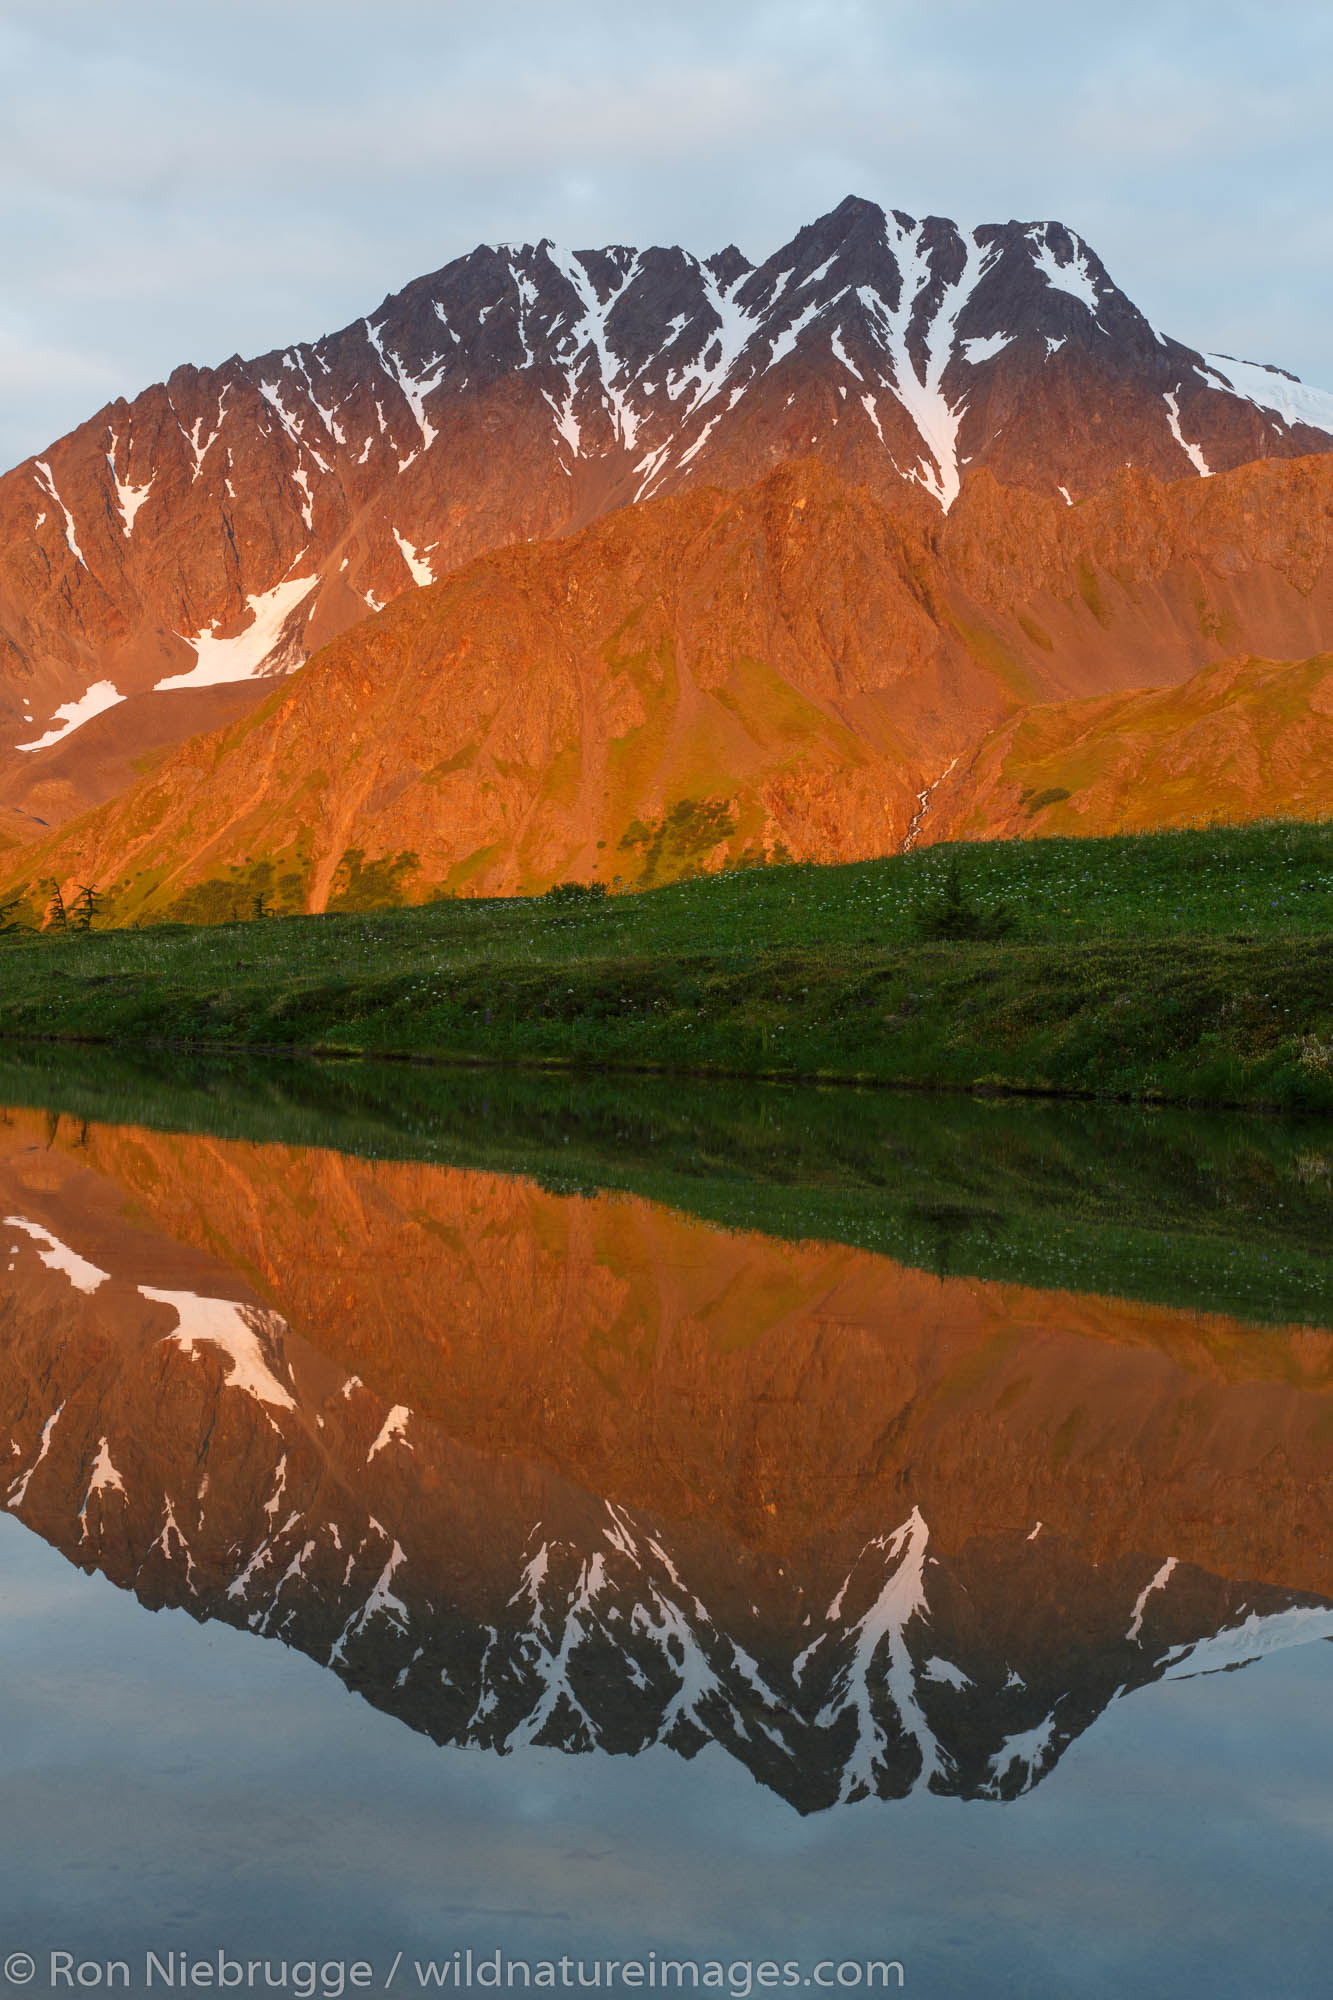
[2,1047,1330,1332]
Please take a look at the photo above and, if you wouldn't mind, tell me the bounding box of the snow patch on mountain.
[364,318,447,452]
[1026,226,1102,314]
[668,268,755,417]
[106,430,153,535]
[959,332,1013,366]
[855,219,998,511]
[257,378,305,449]
[1163,394,1211,476]
[158,571,318,691]
[291,465,314,528]
[33,460,85,564]
[183,397,227,480]
[543,244,644,452]
[1202,353,1333,434]
[392,529,434,586]
[16,680,124,753]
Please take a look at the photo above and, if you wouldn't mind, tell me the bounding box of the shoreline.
[1,826,1330,1118]
[0,1025,1328,1117]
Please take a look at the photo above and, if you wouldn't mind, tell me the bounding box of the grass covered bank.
[1,824,1331,1110]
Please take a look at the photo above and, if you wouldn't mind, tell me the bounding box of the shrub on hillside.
[542,880,608,904]
[913,858,1018,942]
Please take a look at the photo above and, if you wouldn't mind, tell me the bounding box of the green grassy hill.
[2,822,1331,1110]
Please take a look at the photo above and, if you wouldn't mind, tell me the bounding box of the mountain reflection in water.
[2,1097,1331,1816]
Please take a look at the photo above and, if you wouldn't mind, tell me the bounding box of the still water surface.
[0,1061,1330,1996]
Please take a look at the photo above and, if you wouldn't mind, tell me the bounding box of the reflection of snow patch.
[16,680,124,753]
[142,1287,296,1409]
[1161,1603,1333,1678]
[79,1437,127,1539]
[923,1655,972,1688]
[153,1494,198,1587]
[990,1709,1060,1793]
[7,1403,65,1509]
[1127,1556,1178,1641]
[4,1217,109,1291]
[157,572,318,691]
[228,1537,276,1602]
[367,1405,413,1461]
[814,1509,947,1799]
[330,1534,410,1662]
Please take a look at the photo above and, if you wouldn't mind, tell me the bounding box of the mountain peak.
[2,196,1331,827]
[704,244,752,288]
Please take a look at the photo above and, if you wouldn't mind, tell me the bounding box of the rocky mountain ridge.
[4,196,1332,844]
[11,451,1333,913]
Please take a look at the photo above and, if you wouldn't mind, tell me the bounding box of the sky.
[2,0,1331,472]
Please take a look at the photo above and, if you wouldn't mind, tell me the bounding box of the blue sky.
[2,0,1331,471]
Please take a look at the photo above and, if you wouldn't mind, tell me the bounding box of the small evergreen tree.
[41,880,68,932]
[69,885,101,933]
[913,858,1017,942]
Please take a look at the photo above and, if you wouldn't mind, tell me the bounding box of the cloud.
[0,0,1330,469]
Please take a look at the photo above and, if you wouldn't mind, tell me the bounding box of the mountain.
[3,195,1332,848]
[3,1103,1331,1811]
[10,447,1333,916]
[930,648,1333,842]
